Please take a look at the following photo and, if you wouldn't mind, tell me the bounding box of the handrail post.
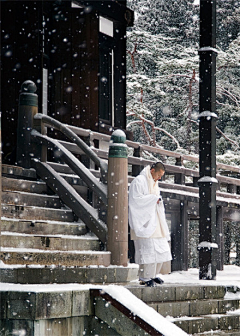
[16,80,38,168]
[33,115,47,163]
[107,130,128,266]
[174,156,185,185]
[132,145,144,177]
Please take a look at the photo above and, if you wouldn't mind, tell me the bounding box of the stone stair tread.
[1,217,87,235]
[2,190,62,208]
[1,217,83,225]
[1,232,100,251]
[167,311,240,322]
[170,313,240,335]
[195,331,240,335]
[1,248,111,267]
[2,176,47,193]
[1,231,98,240]
[2,190,59,198]
[2,164,37,179]
[0,263,139,284]
[1,247,106,254]
[2,204,75,221]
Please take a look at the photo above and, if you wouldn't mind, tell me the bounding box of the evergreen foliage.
[126,0,240,164]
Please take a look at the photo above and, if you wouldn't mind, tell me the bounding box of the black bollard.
[198,0,218,280]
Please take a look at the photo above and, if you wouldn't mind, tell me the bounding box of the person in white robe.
[128,162,172,287]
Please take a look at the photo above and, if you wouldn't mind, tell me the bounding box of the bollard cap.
[19,80,38,107]
[111,129,126,143]
[109,129,128,158]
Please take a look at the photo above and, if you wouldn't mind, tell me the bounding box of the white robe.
[128,167,172,265]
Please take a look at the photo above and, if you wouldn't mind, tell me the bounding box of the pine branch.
[127,110,180,149]
[217,86,240,107]
[190,119,239,150]
[127,39,138,73]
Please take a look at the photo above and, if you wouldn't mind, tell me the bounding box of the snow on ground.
[158,265,240,288]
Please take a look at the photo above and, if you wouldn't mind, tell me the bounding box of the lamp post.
[198,0,218,280]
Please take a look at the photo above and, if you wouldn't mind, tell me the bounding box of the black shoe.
[153,277,164,284]
[140,279,157,287]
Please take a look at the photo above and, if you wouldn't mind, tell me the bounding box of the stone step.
[1,204,75,222]
[195,330,240,335]
[127,284,227,302]
[0,264,139,284]
[1,231,101,251]
[171,313,240,335]
[1,218,87,236]
[2,176,48,194]
[2,164,37,180]
[147,298,240,318]
[0,248,111,267]
[2,191,62,208]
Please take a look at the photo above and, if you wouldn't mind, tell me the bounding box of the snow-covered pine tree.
[127,0,240,163]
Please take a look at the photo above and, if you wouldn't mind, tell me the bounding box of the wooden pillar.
[16,81,38,168]
[171,201,188,271]
[107,130,128,266]
[216,206,224,270]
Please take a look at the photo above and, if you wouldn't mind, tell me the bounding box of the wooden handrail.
[40,122,240,175]
[35,120,240,197]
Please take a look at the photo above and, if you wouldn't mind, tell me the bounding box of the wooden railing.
[56,124,240,197]
[31,115,109,244]
[30,116,240,271]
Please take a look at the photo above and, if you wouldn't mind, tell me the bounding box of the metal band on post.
[107,129,128,266]
[16,81,38,168]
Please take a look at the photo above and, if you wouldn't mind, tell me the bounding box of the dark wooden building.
[1,0,133,164]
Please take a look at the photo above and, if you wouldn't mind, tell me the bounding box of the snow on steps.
[1,203,75,221]
[1,165,107,268]
[196,331,240,335]
[1,165,139,284]
[126,284,240,335]
[1,217,87,236]
[2,176,48,194]
[1,231,101,251]
[0,283,187,336]
[92,285,188,336]
[0,263,139,285]
[0,247,111,267]
[2,190,62,208]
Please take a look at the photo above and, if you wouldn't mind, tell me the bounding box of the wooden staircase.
[0,164,138,284]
